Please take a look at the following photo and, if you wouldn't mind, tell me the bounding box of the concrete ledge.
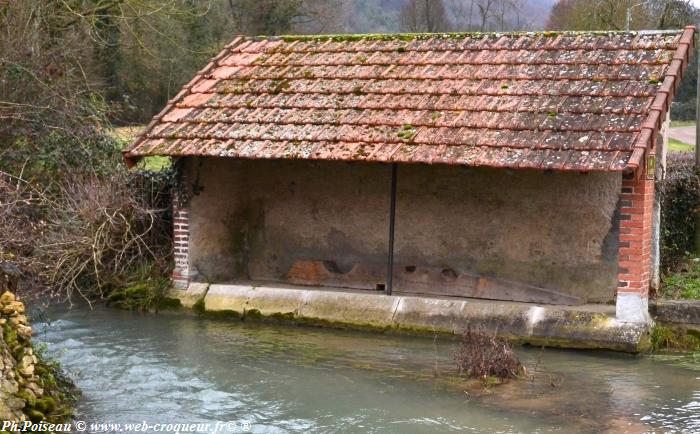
[177,282,651,352]
[300,290,399,328]
[650,300,700,331]
[169,282,209,308]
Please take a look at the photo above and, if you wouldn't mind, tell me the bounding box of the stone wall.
[181,157,621,303]
[0,262,73,424]
[0,289,36,422]
[650,300,700,332]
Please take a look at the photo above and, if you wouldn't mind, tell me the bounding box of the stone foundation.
[171,282,652,353]
[650,299,700,332]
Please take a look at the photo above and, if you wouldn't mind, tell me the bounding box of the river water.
[33,307,699,433]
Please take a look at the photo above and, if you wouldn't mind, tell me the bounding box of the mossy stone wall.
[0,263,75,426]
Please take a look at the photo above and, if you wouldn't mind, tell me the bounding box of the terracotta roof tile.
[124,28,696,172]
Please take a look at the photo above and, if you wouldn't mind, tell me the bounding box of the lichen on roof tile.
[124,28,696,172]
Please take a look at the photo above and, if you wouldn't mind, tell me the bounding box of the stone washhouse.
[123,28,696,351]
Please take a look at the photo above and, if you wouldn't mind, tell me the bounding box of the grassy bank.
[110,126,171,171]
[669,138,694,152]
[106,263,181,311]
[661,255,700,300]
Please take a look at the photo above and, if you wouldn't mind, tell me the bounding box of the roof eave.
[121,36,248,169]
[625,25,696,176]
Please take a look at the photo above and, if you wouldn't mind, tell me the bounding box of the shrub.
[453,328,522,381]
[0,168,174,303]
[660,254,700,300]
[658,152,700,271]
[0,1,183,305]
[670,100,696,122]
[0,2,116,181]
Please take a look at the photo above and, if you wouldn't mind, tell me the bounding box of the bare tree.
[495,0,524,30]
[227,0,341,35]
[652,0,698,29]
[546,0,575,29]
[449,0,526,31]
[399,0,452,32]
[547,0,697,31]
[476,0,496,31]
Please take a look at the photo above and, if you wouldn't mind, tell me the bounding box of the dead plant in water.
[453,327,522,382]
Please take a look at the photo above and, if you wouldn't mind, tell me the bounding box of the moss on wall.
[0,267,78,426]
[107,263,181,312]
[650,323,700,352]
[0,267,78,423]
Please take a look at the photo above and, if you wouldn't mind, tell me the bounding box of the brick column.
[616,166,654,323]
[172,182,190,290]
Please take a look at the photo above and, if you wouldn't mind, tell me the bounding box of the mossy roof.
[123,27,696,173]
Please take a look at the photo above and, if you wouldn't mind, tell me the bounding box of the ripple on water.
[32,306,700,434]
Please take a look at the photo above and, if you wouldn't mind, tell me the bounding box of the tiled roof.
[123,28,695,172]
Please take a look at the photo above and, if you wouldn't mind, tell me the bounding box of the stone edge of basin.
[649,299,700,330]
[170,283,651,353]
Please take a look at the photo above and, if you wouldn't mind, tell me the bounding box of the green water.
[34,307,699,433]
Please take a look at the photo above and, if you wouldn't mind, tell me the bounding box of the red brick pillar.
[616,167,654,323]
[172,181,190,290]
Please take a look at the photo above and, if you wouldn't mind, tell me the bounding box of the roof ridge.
[244,29,687,43]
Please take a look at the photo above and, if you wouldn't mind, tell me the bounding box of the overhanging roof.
[123,27,696,172]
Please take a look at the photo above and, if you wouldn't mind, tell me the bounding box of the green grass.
[106,262,175,311]
[650,324,700,352]
[109,126,171,171]
[138,155,172,171]
[661,255,700,300]
[668,138,694,152]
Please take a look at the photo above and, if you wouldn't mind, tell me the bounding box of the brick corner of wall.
[617,169,654,297]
